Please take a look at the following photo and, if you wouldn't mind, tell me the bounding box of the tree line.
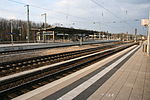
[0,18,44,43]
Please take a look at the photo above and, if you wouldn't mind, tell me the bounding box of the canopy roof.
[31,26,99,35]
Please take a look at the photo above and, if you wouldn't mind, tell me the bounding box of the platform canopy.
[31,26,99,35]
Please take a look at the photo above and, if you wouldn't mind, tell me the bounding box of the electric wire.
[90,0,134,28]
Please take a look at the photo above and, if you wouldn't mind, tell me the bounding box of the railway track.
[0,42,137,100]
[0,42,125,77]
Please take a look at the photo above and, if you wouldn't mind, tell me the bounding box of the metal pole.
[53,31,55,42]
[107,31,109,40]
[99,22,101,40]
[135,28,137,42]
[99,32,101,40]
[80,37,82,46]
[41,13,47,42]
[147,9,150,55]
[10,20,13,45]
[63,33,65,42]
[45,14,47,27]
[18,27,22,41]
[126,32,129,41]
[26,5,30,43]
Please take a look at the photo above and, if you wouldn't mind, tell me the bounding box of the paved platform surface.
[88,47,150,100]
[13,45,150,100]
[0,40,118,47]
[0,40,117,52]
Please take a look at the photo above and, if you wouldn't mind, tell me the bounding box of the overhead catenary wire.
[7,0,92,21]
[90,0,134,29]
[7,0,97,29]
[90,0,120,19]
[8,0,135,25]
[6,0,115,29]
[6,0,138,33]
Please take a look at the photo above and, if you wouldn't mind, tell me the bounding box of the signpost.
[141,10,150,55]
[10,20,13,46]
[135,28,137,42]
[10,34,13,45]
[6,33,16,46]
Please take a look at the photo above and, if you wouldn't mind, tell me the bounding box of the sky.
[0,0,150,35]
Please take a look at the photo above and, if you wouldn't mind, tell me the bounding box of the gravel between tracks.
[0,44,107,63]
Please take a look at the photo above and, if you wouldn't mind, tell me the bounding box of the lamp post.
[147,10,150,55]
[141,9,150,55]
[25,5,30,43]
[41,13,47,42]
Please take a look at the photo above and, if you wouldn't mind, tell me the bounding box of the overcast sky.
[1,0,150,35]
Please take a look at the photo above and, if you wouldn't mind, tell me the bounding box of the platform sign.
[141,19,149,26]
[6,33,16,34]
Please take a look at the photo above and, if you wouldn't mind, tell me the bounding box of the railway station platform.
[13,45,150,100]
[0,40,118,53]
